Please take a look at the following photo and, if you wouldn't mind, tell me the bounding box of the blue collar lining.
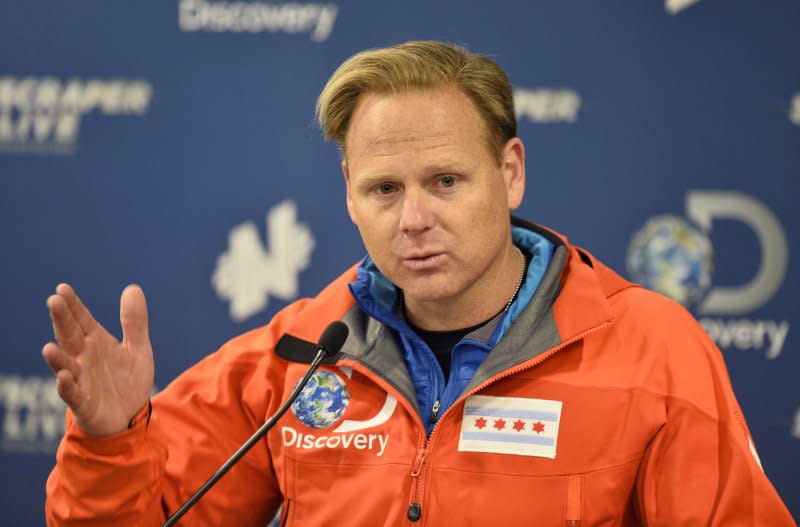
[349,225,554,328]
[347,225,555,433]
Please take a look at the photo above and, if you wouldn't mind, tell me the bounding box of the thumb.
[120,284,150,350]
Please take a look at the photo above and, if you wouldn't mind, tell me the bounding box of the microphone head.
[317,320,349,356]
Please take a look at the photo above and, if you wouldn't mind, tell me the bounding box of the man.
[44,41,795,526]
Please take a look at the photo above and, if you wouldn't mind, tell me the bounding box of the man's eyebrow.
[352,173,394,187]
[423,162,468,174]
[353,163,467,185]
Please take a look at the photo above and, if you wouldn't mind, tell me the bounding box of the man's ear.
[502,137,526,210]
[342,160,356,223]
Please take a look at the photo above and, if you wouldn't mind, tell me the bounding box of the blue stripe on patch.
[461,432,556,446]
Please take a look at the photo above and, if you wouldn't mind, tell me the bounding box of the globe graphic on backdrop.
[626,215,714,308]
[290,370,350,429]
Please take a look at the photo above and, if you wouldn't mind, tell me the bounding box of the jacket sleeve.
[633,301,796,526]
[44,322,291,527]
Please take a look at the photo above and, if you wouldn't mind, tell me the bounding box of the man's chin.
[399,283,459,306]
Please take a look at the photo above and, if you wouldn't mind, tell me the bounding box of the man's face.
[342,85,525,320]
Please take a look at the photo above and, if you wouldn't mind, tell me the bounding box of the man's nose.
[398,188,434,234]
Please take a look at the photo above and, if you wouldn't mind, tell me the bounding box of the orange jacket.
[46,227,796,526]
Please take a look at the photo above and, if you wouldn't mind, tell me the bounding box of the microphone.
[162,321,349,527]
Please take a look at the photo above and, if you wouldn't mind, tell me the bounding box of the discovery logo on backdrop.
[513,88,581,124]
[178,0,339,42]
[626,190,790,360]
[0,77,152,155]
[212,200,315,322]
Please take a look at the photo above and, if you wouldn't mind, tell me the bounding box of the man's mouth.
[400,252,447,270]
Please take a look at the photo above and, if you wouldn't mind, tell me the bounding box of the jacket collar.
[275,220,617,405]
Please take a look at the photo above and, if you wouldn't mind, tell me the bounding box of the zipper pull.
[411,447,427,477]
[430,400,441,423]
[409,446,428,522]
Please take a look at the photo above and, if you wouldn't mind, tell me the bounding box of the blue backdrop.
[1,1,797,524]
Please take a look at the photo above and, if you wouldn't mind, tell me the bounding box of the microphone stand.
[162,343,334,526]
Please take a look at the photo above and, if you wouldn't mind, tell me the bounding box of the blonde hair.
[316,40,516,163]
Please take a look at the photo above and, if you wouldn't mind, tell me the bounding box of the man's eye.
[378,183,396,194]
[440,176,456,188]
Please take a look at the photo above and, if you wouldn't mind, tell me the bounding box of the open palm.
[42,284,154,436]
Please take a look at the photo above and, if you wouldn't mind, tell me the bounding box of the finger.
[47,294,85,355]
[120,284,149,350]
[55,369,83,410]
[42,342,81,381]
[55,283,100,335]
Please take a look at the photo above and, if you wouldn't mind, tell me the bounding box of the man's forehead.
[345,87,487,159]
[349,128,478,170]
[366,129,453,151]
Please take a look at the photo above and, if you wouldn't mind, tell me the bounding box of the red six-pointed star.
[474,417,487,430]
[512,419,525,432]
[493,419,506,430]
[532,421,546,434]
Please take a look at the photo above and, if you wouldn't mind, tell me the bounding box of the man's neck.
[403,243,525,331]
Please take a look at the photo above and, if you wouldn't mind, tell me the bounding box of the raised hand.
[42,284,155,436]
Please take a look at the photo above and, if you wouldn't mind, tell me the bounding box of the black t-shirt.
[405,249,530,381]
[408,318,492,380]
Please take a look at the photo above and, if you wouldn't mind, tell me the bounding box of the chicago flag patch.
[458,395,563,459]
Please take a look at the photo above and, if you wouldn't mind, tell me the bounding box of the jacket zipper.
[430,400,441,422]
[404,320,611,524]
[407,440,427,522]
